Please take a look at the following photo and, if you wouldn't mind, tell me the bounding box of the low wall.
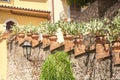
[6,40,120,80]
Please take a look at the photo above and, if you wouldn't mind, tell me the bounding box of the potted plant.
[22,24,33,43]
[30,26,41,47]
[40,22,58,48]
[72,22,87,56]
[108,13,120,65]
[59,22,75,52]
[12,25,25,45]
[90,19,110,60]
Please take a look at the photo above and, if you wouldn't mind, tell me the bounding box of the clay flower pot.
[64,35,74,52]
[64,34,74,40]
[42,34,51,48]
[112,41,120,65]
[18,33,25,38]
[49,36,59,51]
[95,36,110,60]
[112,41,120,53]
[25,33,32,42]
[31,34,39,47]
[17,33,25,45]
[32,34,39,40]
[49,36,57,42]
[74,38,86,56]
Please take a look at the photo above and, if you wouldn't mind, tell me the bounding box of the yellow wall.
[0,0,49,11]
[0,40,7,80]
[14,0,49,11]
[0,10,48,26]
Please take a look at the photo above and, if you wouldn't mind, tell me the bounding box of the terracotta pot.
[49,36,57,42]
[64,35,74,52]
[49,36,61,51]
[18,33,25,38]
[42,34,51,48]
[17,33,25,45]
[27,33,32,36]
[25,33,32,42]
[95,36,106,44]
[114,53,120,65]
[112,41,120,53]
[42,34,51,38]
[31,34,39,47]
[96,43,110,59]
[74,38,86,56]
[32,34,39,40]
[64,35,73,40]
[74,38,83,44]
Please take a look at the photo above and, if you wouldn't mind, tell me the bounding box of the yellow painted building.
[0,0,50,31]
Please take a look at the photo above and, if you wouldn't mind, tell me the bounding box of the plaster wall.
[0,0,49,11]
[0,40,7,80]
[0,10,48,26]
[54,0,69,22]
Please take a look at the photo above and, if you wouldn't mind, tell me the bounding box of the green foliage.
[66,0,95,6]
[40,51,75,80]
[40,21,58,35]
[107,12,120,42]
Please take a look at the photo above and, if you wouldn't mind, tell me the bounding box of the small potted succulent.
[72,22,87,56]
[12,25,25,45]
[89,19,110,60]
[30,26,41,47]
[60,22,75,52]
[108,13,120,65]
[40,22,58,48]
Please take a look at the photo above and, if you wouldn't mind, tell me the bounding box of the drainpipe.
[52,0,54,23]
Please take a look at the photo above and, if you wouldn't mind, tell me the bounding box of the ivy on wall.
[66,0,96,6]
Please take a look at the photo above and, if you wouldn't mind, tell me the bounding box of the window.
[0,0,10,2]
[6,21,15,32]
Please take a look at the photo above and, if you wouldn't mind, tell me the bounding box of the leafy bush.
[40,51,75,80]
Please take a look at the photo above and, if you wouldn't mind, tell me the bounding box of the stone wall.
[7,41,50,80]
[76,0,119,22]
[7,40,120,80]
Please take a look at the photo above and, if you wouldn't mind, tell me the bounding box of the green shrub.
[40,51,75,80]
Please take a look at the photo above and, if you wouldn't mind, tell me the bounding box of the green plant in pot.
[60,22,74,39]
[23,24,33,36]
[107,13,120,53]
[40,51,75,80]
[31,26,40,40]
[16,25,25,38]
[41,22,58,41]
[11,24,20,35]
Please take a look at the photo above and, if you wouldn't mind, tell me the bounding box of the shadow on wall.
[20,0,47,3]
[98,0,118,18]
